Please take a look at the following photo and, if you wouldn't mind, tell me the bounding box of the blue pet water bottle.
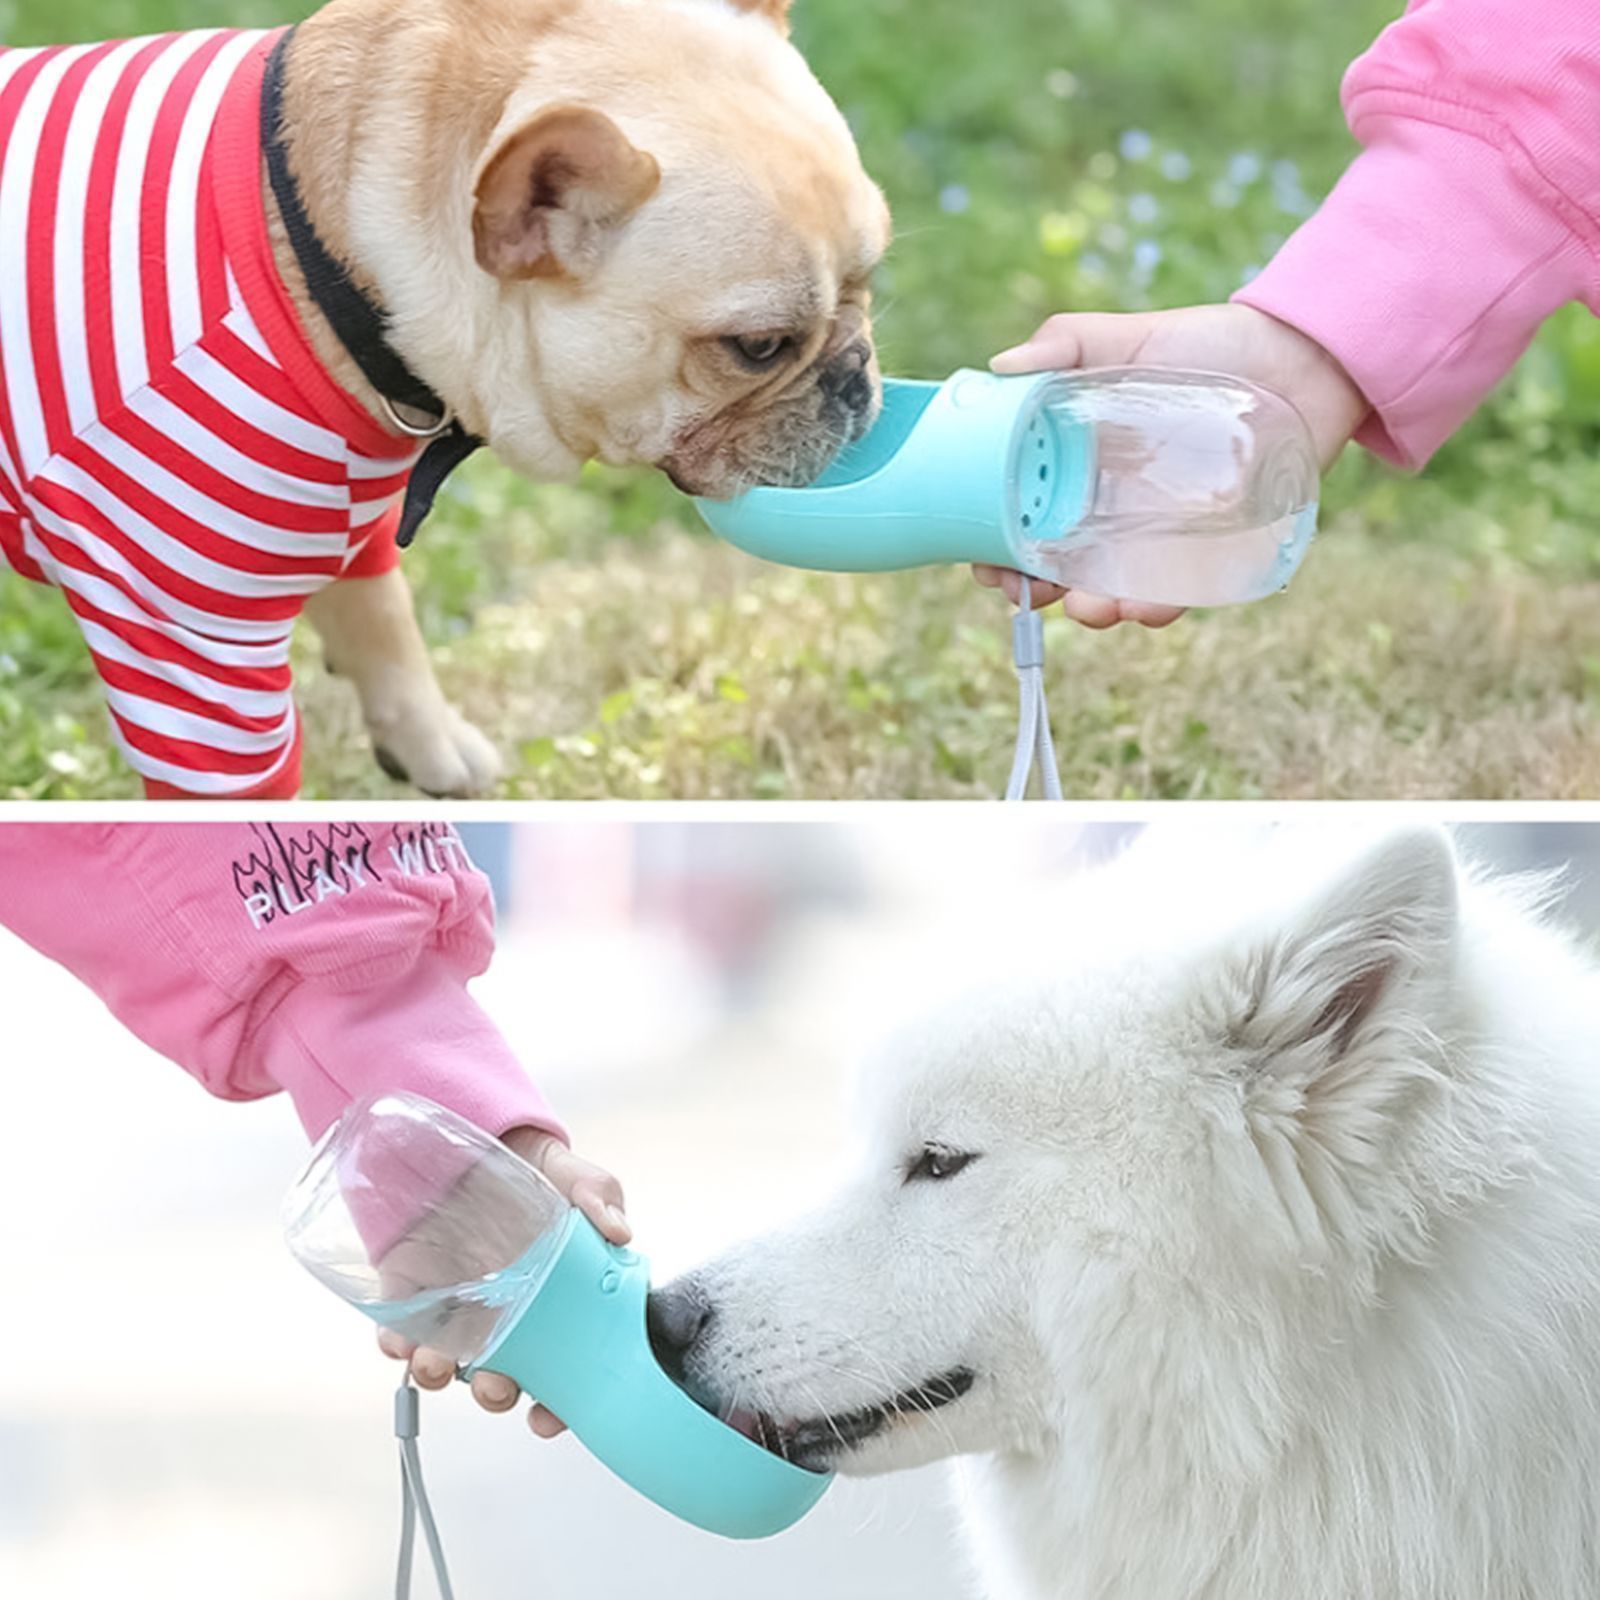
[283,1092,830,1542]
[696,367,1320,608]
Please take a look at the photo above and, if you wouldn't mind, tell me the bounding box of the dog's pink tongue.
[719,1404,764,1442]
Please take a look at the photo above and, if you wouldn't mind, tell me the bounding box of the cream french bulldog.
[0,0,887,796]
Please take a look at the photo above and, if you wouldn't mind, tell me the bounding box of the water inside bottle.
[1019,378,1320,607]
[1028,502,1316,608]
[357,1243,554,1364]
[284,1092,579,1366]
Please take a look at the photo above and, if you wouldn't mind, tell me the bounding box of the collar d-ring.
[381,394,455,439]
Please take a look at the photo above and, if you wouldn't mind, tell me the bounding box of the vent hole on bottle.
[1038,465,1047,480]
[1021,514,1032,528]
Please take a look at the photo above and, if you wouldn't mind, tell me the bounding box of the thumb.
[992,311,1154,375]
[568,1173,632,1245]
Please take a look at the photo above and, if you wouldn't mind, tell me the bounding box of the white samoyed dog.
[649,823,1600,1600]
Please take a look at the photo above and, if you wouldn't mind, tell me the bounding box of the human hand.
[378,1126,630,1437]
[973,302,1369,628]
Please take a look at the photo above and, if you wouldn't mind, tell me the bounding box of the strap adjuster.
[394,1372,457,1600]
[1004,578,1064,801]
[1012,610,1045,670]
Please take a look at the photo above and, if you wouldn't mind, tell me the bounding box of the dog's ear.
[721,0,793,33]
[1218,826,1460,1241]
[1233,825,1459,1064]
[473,106,660,282]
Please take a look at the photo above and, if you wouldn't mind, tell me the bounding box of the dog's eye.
[725,333,793,370]
[905,1145,978,1184]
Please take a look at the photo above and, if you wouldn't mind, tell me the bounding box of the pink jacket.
[0,822,564,1143]
[1234,0,1600,468]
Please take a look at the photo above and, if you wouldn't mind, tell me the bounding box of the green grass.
[4,0,1598,798]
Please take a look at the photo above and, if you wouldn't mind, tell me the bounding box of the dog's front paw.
[371,703,503,798]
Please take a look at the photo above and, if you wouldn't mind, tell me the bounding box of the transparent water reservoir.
[283,1092,574,1364]
[1016,368,1319,607]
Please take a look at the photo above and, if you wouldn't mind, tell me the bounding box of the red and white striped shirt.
[0,28,422,798]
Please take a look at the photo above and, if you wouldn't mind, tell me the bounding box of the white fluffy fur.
[679,824,1600,1599]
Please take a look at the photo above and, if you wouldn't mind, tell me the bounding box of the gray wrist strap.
[1004,578,1063,801]
[395,1374,457,1600]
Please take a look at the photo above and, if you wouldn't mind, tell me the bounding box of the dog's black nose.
[646,1278,714,1380]
[835,369,874,414]
[820,340,877,415]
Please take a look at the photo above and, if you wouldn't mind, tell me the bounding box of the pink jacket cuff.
[1234,114,1594,469]
[258,958,567,1144]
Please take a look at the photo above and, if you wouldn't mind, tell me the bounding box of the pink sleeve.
[1233,0,1600,469]
[0,822,565,1144]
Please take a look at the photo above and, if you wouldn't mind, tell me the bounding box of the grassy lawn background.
[4,0,1598,798]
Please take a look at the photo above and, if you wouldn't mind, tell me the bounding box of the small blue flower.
[939,183,971,215]
[1209,178,1241,210]
[1159,150,1192,182]
[1271,164,1314,217]
[1227,151,1263,186]
[1079,251,1109,279]
[1239,263,1262,285]
[1127,191,1160,225]
[1118,128,1153,162]
[1133,238,1163,273]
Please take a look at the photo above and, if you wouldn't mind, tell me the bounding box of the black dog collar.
[259,28,482,548]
